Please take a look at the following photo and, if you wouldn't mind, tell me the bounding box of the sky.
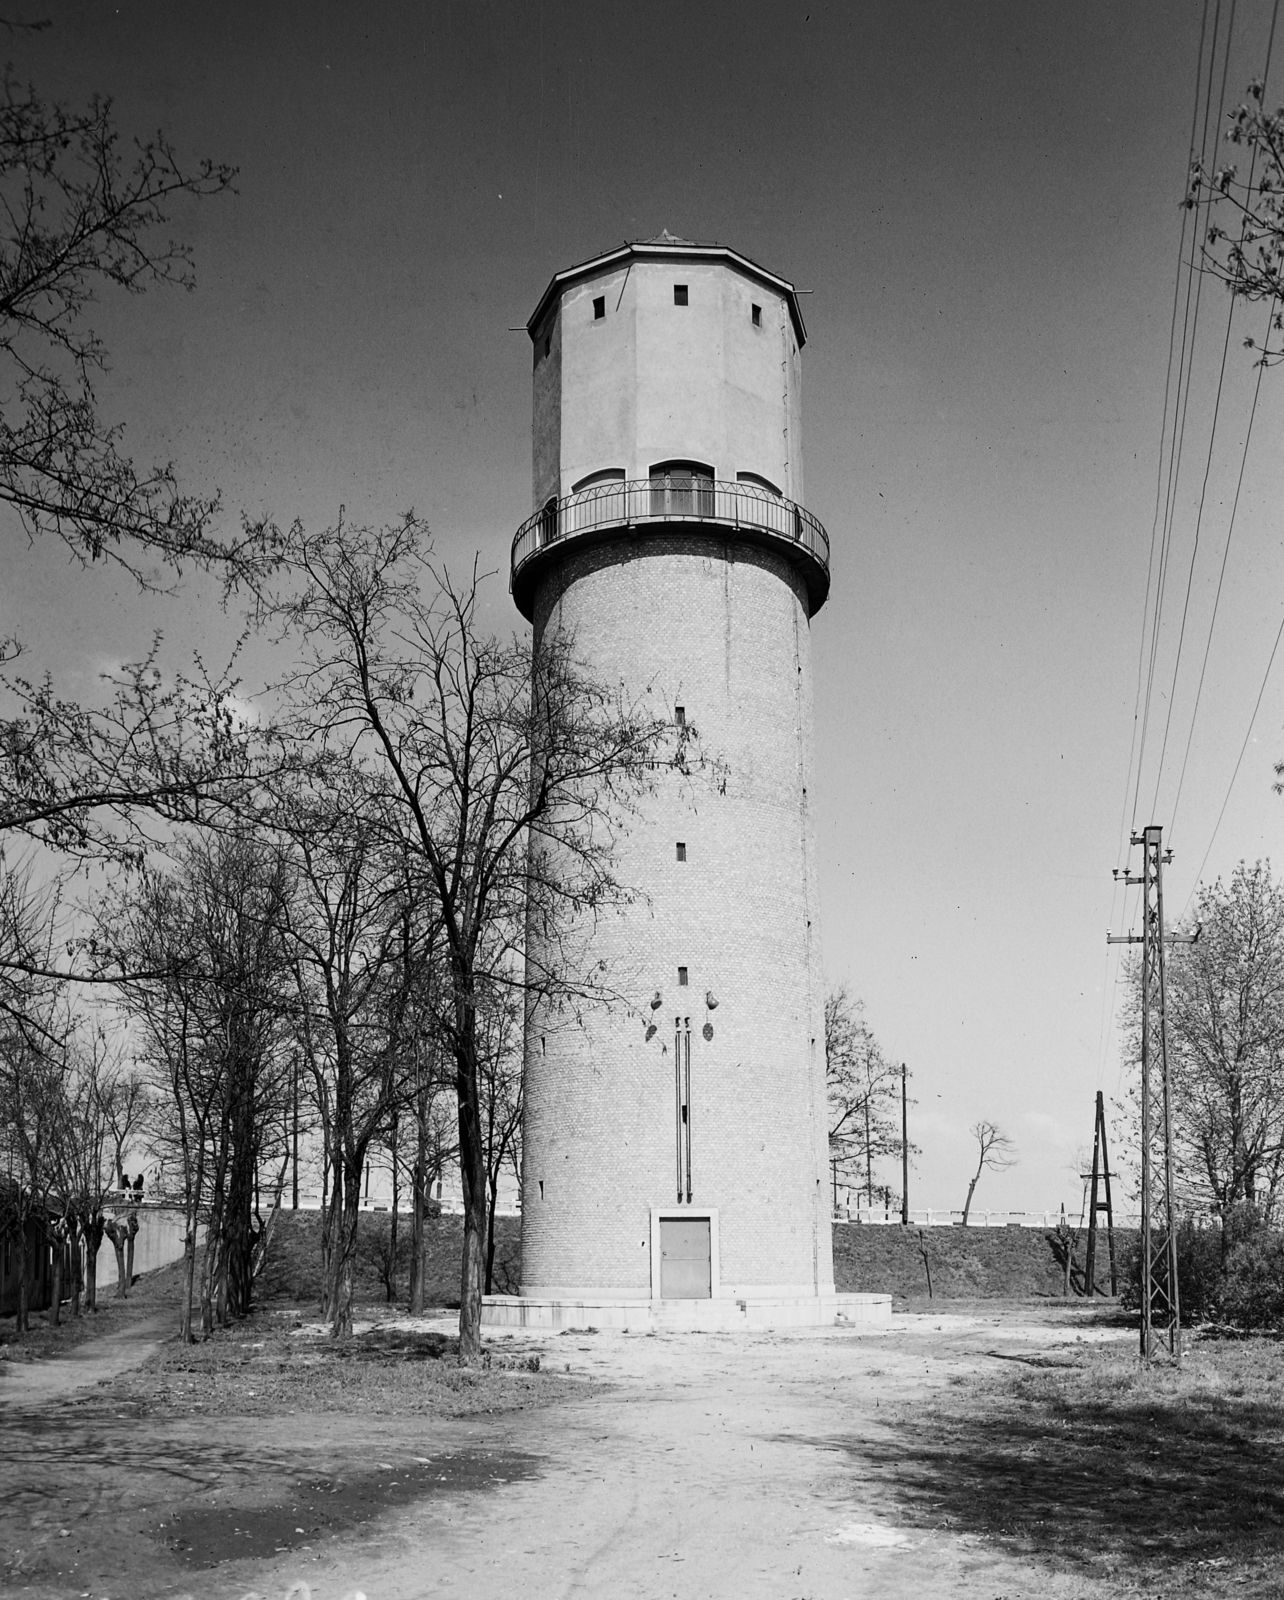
[7,0,1284,1219]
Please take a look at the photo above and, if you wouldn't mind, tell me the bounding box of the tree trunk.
[69,1217,82,1317]
[15,1217,29,1334]
[50,1246,62,1327]
[329,1171,362,1340]
[83,1215,104,1311]
[199,1230,218,1336]
[181,1138,206,1342]
[457,1072,488,1363]
[104,1218,129,1299]
[917,1230,934,1298]
[451,955,489,1366]
[962,1173,979,1226]
[409,1079,428,1314]
[409,1159,425,1314]
[387,1120,399,1304]
[225,1063,258,1319]
[458,1190,486,1364]
[484,1164,500,1295]
[321,1141,345,1321]
[181,1227,198,1343]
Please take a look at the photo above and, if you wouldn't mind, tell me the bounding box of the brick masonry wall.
[833,1221,1140,1299]
[521,531,832,1298]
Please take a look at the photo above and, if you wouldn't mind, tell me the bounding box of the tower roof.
[526,237,808,347]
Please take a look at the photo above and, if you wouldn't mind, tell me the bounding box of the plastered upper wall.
[531,256,804,510]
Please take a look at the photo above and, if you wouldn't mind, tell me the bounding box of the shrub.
[1220,1231,1284,1331]
[1119,1219,1223,1324]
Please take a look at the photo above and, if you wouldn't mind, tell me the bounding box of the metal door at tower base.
[659,1217,711,1299]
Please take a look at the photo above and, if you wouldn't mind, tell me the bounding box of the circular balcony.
[509,478,830,620]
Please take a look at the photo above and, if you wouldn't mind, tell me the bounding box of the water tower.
[487,235,882,1329]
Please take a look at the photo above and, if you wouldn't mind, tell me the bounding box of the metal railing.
[510,477,830,586]
[834,1207,1145,1229]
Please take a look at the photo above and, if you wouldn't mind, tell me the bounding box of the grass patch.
[877,1330,1284,1597]
[88,1307,570,1421]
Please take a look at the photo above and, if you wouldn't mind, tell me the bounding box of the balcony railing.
[510,478,830,601]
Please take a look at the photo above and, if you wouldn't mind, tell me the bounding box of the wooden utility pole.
[1108,824,1197,1362]
[1083,1090,1117,1296]
[901,1063,909,1225]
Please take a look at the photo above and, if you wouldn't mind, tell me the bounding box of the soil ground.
[4,1282,1284,1600]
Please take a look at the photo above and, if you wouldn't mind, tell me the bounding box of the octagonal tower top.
[512,235,828,620]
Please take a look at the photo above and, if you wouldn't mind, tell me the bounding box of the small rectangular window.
[673,284,688,306]
[593,296,605,320]
[751,304,762,327]
[676,842,686,861]
[678,966,689,986]
[675,706,686,727]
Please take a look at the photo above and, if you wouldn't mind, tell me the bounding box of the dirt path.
[0,1314,170,1405]
[300,1308,1130,1600]
[1,1303,1144,1600]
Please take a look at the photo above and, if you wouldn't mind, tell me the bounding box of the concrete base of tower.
[480,1292,891,1333]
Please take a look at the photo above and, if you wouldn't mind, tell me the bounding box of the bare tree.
[0,646,283,868]
[1124,861,1284,1223]
[264,518,673,1363]
[108,830,295,1336]
[0,74,286,882]
[0,1015,65,1330]
[961,1121,1017,1225]
[407,1057,457,1315]
[477,971,523,1295]
[0,72,242,578]
[825,984,909,1211]
[0,854,69,1328]
[275,774,430,1337]
[98,1067,148,1297]
[54,1036,133,1313]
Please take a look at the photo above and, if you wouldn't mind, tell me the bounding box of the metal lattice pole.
[1108,823,1195,1363]
[1139,826,1179,1361]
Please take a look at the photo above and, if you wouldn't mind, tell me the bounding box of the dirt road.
[3,1302,1143,1600]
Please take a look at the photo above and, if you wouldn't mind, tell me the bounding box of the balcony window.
[650,460,714,518]
[736,471,782,497]
[571,469,625,494]
[568,469,625,533]
[538,496,558,547]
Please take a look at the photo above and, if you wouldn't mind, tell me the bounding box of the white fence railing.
[834,1207,1142,1229]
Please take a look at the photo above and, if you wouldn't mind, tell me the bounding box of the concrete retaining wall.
[96,1206,197,1288]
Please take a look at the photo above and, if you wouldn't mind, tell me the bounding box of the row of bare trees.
[0,67,672,1364]
[3,523,641,1360]
[1,875,149,1330]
